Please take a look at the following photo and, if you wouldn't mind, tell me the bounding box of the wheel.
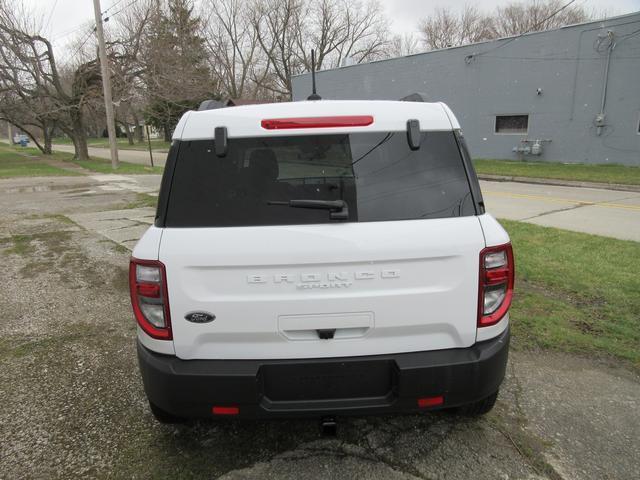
[458,391,499,416]
[148,401,186,424]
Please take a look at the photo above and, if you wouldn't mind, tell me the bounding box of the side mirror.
[215,126,228,157]
[407,119,421,150]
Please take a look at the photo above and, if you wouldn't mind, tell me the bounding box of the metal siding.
[292,14,640,165]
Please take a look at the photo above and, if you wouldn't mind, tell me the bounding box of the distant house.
[292,12,640,166]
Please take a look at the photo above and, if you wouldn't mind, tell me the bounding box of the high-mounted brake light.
[478,243,514,327]
[129,258,172,340]
[261,115,373,130]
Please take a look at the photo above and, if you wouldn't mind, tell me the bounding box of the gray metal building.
[292,12,640,166]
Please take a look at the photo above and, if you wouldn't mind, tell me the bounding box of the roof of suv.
[173,100,460,141]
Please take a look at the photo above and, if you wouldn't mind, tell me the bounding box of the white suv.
[129,98,514,423]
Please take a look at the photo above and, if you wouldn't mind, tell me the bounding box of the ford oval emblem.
[184,312,216,324]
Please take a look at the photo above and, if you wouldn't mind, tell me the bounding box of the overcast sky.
[22,0,640,51]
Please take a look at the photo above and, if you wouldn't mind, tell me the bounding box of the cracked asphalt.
[1,174,639,479]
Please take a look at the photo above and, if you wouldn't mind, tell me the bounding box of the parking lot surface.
[1,174,639,479]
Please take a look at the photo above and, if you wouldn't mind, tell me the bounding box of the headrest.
[248,149,279,181]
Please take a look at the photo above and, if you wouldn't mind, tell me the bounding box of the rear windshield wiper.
[268,199,349,220]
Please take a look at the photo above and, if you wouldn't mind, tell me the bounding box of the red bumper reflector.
[418,396,444,408]
[212,406,239,415]
[261,115,373,130]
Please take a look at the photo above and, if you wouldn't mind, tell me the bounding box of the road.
[481,180,640,241]
[52,143,169,167]
[34,143,640,241]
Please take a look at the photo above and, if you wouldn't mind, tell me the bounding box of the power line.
[52,18,95,42]
[51,0,136,42]
[44,0,60,33]
[532,0,578,31]
[102,0,126,16]
[104,0,140,21]
[465,0,581,63]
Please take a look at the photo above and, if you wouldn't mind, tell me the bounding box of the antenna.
[307,49,322,101]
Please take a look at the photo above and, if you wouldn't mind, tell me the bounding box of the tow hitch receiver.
[321,417,337,436]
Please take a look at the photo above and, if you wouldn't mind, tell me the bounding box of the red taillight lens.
[478,243,515,327]
[129,258,172,340]
[261,115,374,130]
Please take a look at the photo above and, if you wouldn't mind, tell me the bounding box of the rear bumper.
[137,327,509,419]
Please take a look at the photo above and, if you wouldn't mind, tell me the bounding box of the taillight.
[478,243,514,327]
[129,258,172,340]
[261,115,373,130]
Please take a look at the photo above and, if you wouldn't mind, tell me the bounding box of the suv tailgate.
[160,217,484,360]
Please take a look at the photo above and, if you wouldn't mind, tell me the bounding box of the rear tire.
[458,391,498,416]
[148,401,186,424]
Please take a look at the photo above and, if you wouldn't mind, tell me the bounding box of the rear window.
[163,131,475,227]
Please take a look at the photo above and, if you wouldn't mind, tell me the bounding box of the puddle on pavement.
[2,183,95,194]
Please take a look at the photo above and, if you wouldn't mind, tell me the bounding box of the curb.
[477,174,640,193]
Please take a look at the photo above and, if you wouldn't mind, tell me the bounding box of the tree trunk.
[42,124,52,154]
[70,109,89,161]
[163,124,171,142]
[133,114,144,143]
[125,124,134,145]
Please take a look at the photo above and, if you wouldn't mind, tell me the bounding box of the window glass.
[495,115,528,134]
[164,131,475,227]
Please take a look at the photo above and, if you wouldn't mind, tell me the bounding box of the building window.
[495,115,528,134]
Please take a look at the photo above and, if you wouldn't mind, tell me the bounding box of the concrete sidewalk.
[481,180,640,241]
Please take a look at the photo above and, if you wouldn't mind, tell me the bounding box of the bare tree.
[419,6,494,51]
[0,90,56,153]
[251,0,390,98]
[418,1,592,51]
[494,0,590,37]
[326,0,390,68]
[251,0,304,97]
[0,1,98,159]
[385,33,421,58]
[204,0,262,99]
[110,2,154,144]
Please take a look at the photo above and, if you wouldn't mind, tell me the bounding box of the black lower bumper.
[137,327,509,419]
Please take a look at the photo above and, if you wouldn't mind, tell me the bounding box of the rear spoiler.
[198,100,225,111]
[399,92,428,103]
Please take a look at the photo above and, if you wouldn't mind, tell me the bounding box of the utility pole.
[92,0,119,169]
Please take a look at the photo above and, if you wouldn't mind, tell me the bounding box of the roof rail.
[198,99,225,111]
[399,93,428,103]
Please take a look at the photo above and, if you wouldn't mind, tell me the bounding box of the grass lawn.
[503,219,640,367]
[0,144,78,178]
[53,137,171,151]
[475,159,640,186]
[0,143,162,176]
